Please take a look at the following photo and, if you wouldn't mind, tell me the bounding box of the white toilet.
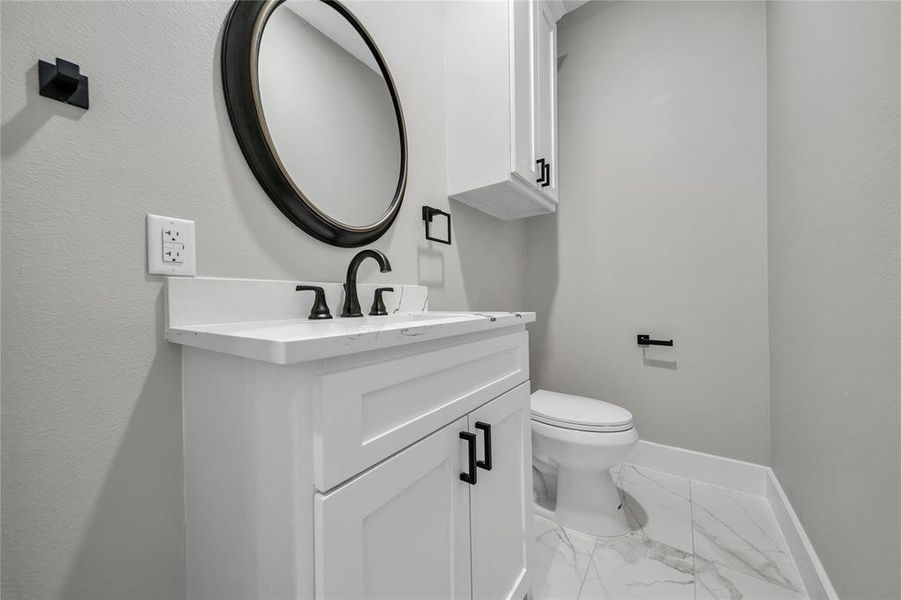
[531,390,638,538]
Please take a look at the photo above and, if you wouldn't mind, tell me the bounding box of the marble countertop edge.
[166,311,536,364]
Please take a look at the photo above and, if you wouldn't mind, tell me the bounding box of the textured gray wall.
[0,2,525,598]
[767,3,900,598]
[526,1,771,463]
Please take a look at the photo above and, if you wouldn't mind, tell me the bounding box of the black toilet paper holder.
[637,334,674,347]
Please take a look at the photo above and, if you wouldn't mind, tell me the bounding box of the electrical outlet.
[147,214,195,276]
[162,227,183,244]
[162,243,184,263]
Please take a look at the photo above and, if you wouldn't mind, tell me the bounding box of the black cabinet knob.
[295,285,332,320]
[369,287,394,316]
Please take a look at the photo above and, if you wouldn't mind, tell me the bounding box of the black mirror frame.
[221,0,408,247]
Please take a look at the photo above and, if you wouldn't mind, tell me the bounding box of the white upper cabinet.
[445,0,562,220]
[534,1,559,204]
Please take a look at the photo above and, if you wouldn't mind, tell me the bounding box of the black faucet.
[341,249,392,317]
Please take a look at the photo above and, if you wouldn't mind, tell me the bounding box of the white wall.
[767,3,900,598]
[0,2,525,598]
[526,1,771,464]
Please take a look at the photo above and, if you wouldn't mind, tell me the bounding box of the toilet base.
[552,467,630,538]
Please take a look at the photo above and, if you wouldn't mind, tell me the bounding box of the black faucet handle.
[295,285,333,320]
[369,287,395,316]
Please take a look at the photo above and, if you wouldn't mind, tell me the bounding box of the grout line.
[575,539,598,600]
[690,480,698,600]
[577,464,623,600]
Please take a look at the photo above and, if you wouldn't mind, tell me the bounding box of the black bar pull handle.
[475,422,492,471]
[637,334,674,347]
[536,158,547,185]
[459,431,477,485]
[541,161,551,188]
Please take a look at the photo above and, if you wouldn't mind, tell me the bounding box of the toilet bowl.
[531,390,638,537]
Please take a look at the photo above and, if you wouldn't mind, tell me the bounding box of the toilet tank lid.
[531,389,633,428]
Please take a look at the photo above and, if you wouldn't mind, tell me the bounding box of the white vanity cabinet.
[316,383,531,600]
[169,278,536,600]
[445,0,562,220]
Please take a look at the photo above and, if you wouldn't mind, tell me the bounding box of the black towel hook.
[38,58,89,110]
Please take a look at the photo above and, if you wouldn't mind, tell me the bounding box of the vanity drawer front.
[314,330,529,491]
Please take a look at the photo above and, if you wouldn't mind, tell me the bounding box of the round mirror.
[221,0,407,247]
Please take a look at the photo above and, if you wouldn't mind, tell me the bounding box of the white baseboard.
[625,440,769,496]
[766,470,839,600]
[623,439,837,599]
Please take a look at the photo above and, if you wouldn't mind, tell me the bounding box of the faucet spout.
[341,249,392,318]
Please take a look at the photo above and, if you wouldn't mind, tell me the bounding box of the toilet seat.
[531,389,634,433]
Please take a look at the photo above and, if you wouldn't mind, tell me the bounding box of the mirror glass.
[257,0,402,229]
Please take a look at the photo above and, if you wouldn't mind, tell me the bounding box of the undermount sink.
[338,312,477,325]
[164,278,535,364]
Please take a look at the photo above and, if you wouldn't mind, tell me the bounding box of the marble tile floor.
[531,464,808,600]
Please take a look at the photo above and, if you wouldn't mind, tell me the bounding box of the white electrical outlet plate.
[147,214,196,276]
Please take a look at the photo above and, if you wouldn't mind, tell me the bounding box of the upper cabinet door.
[315,417,472,600]
[535,0,559,203]
[510,0,537,186]
[468,382,533,600]
[446,0,559,220]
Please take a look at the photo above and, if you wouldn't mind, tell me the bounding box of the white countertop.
[164,276,533,364]
[166,311,535,364]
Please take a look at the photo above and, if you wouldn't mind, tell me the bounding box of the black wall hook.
[39,58,89,109]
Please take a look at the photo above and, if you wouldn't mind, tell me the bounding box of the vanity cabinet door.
[468,382,533,600]
[314,417,473,600]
